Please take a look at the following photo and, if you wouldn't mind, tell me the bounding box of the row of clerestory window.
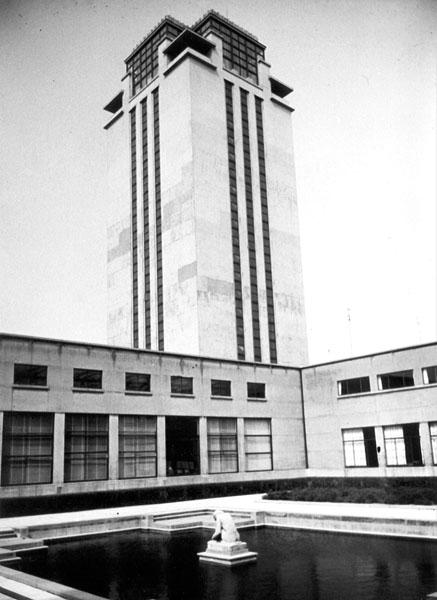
[338,366,437,396]
[12,364,266,398]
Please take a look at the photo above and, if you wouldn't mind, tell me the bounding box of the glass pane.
[343,429,364,442]
[14,364,47,386]
[245,419,270,435]
[344,442,356,466]
[246,453,271,471]
[125,373,150,392]
[384,426,403,439]
[246,436,271,453]
[1,413,53,485]
[354,442,366,466]
[73,369,102,389]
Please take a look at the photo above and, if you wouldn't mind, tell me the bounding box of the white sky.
[0,0,435,364]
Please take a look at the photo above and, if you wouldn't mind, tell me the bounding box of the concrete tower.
[105,11,307,365]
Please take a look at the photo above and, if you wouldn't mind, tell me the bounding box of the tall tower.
[104,11,307,365]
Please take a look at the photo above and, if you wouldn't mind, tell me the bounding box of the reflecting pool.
[16,528,437,600]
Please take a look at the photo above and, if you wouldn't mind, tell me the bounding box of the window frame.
[64,414,109,482]
[13,364,48,388]
[244,418,272,472]
[423,366,437,385]
[342,427,378,468]
[247,382,266,400]
[207,418,238,474]
[170,375,194,396]
[377,370,414,391]
[383,423,423,467]
[73,368,103,391]
[118,415,157,479]
[337,376,371,396]
[430,422,437,465]
[1,411,54,486]
[125,372,151,394]
[210,379,232,398]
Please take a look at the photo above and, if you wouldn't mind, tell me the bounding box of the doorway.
[165,417,200,476]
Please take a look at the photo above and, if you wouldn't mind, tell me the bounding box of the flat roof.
[301,340,437,370]
[192,10,266,49]
[0,333,300,372]
[2,333,435,372]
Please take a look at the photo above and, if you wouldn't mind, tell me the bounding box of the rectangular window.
[211,379,231,397]
[244,418,272,471]
[195,17,264,84]
[1,412,54,486]
[171,376,193,395]
[64,414,108,482]
[207,418,238,473]
[119,415,157,479]
[125,372,151,392]
[423,366,437,385]
[378,370,414,390]
[247,382,265,399]
[430,423,437,464]
[338,376,370,396]
[342,427,378,467]
[13,364,47,387]
[73,368,102,390]
[126,22,182,96]
[384,423,423,466]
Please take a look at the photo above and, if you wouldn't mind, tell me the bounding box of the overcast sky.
[0,0,435,363]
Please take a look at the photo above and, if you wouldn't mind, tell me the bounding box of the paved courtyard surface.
[1,494,436,530]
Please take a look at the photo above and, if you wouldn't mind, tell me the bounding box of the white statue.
[198,509,257,564]
[211,510,240,543]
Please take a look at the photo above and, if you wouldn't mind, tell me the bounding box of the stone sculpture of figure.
[211,510,240,543]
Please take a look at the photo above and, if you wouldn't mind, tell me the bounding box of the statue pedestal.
[198,540,258,566]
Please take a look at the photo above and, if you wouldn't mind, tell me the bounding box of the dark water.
[16,528,437,600]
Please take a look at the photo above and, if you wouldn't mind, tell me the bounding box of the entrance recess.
[165,417,200,476]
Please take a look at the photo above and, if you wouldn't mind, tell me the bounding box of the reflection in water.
[16,528,437,600]
[375,561,391,599]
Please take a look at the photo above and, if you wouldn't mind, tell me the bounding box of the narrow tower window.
[141,99,151,348]
[240,89,261,362]
[153,88,164,350]
[130,108,139,348]
[224,81,245,360]
[255,97,277,363]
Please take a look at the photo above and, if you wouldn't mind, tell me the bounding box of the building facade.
[105,11,308,366]
[1,334,437,499]
[302,343,437,477]
[0,334,305,498]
